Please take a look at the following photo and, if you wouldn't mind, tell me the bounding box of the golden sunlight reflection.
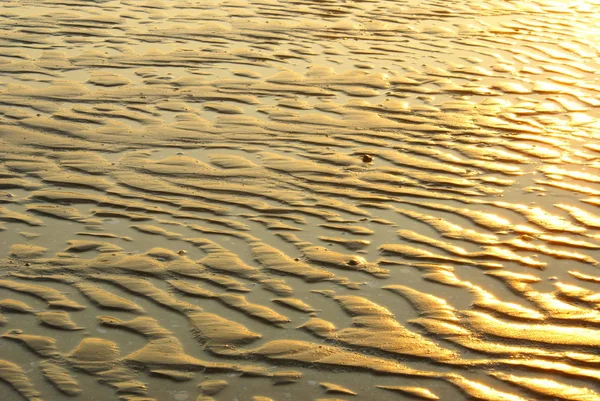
[2,0,600,400]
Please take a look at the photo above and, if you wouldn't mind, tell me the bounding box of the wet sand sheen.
[3,0,600,400]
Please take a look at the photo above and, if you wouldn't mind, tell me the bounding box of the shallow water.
[3,0,600,400]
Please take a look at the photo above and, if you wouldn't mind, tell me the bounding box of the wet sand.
[2,0,600,400]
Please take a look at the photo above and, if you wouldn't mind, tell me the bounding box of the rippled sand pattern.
[3,0,600,400]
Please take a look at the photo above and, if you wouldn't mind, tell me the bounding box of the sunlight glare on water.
[2,0,600,400]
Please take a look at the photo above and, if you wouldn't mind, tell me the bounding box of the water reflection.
[2,0,600,400]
